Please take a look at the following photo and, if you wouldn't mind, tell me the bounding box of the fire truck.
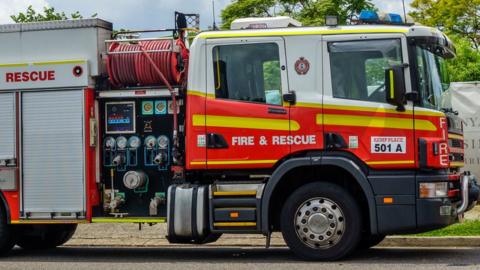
[0,11,477,260]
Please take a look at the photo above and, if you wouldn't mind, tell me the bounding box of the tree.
[221,0,375,29]
[447,36,480,82]
[409,0,480,81]
[11,5,96,23]
[410,0,480,49]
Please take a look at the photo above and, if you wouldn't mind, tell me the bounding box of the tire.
[281,182,362,261]
[16,224,77,250]
[0,206,14,256]
[357,234,385,250]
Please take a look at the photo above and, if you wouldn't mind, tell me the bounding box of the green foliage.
[413,220,480,236]
[221,0,375,29]
[410,0,480,49]
[410,0,480,81]
[447,37,480,82]
[263,60,281,90]
[11,5,96,23]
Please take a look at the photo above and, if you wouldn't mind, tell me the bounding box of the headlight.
[419,182,448,198]
[105,137,116,149]
[116,136,128,150]
[145,136,157,148]
[128,136,141,149]
[157,135,169,149]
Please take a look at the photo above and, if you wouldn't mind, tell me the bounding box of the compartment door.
[22,90,85,218]
[0,93,16,161]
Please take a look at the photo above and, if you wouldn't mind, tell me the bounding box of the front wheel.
[281,182,362,261]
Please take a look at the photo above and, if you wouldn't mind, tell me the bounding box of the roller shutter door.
[22,90,85,217]
[0,93,15,160]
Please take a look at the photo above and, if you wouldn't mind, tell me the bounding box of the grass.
[412,220,480,237]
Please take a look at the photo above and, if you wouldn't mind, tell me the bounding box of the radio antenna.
[212,0,218,30]
[402,0,407,22]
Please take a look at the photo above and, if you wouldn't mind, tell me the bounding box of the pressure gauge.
[128,136,141,149]
[104,137,116,149]
[145,136,157,148]
[116,136,128,150]
[157,135,169,149]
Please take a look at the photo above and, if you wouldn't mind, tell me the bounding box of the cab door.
[203,38,290,169]
[322,34,415,169]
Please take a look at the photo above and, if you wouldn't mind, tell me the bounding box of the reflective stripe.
[389,70,395,99]
[192,114,299,131]
[297,103,445,117]
[199,28,409,39]
[91,218,166,223]
[187,90,215,98]
[448,134,464,140]
[0,59,86,68]
[191,160,277,166]
[316,114,436,131]
[214,222,257,227]
[11,220,88,224]
[366,160,415,165]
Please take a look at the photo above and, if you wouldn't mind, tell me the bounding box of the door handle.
[268,107,287,115]
[207,133,229,149]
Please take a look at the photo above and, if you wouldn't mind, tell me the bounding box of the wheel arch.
[261,156,377,235]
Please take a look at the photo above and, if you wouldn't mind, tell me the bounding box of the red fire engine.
[0,12,477,260]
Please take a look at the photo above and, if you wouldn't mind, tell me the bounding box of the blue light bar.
[384,13,403,24]
[359,10,379,22]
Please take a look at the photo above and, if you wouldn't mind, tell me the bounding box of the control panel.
[98,97,180,218]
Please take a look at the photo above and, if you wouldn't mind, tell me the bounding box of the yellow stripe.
[0,60,86,68]
[213,191,257,196]
[316,114,436,131]
[11,220,88,224]
[191,159,277,166]
[214,222,257,227]
[193,114,299,131]
[389,70,395,99]
[295,102,323,109]
[187,90,215,98]
[199,28,409,39]
[322,104,445,117]
[450,162,465,168]
[0,63,29,68]
[91,218,166,223]
[366,160,415,165]
[33,59,86,66]
[448,134,464,140]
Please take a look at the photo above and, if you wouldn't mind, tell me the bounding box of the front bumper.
[374,173,479,234]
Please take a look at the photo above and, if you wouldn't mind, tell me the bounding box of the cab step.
[209,183,264,233]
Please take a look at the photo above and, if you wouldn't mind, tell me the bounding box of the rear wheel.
[281,182,362,261]
[0,206,14,256]
[16,224,77,250]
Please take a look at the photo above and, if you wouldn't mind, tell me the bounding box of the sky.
[0,0,413,29]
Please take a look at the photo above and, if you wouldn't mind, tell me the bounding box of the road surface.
[1,246,479,270]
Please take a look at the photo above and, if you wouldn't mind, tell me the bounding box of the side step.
[209,183,264,233]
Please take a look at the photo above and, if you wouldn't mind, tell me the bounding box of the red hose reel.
[107,39,189,88]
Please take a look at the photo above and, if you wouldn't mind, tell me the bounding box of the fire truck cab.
[0,13,477,260]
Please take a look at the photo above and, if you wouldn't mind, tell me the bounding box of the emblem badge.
[295,57,310,75]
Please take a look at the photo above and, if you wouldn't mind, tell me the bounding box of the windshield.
[414,45,450,110]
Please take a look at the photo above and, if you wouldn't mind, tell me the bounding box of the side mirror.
[385,65,406,111]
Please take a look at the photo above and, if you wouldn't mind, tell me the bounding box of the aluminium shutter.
[0,93,15,160]
[22,90,85,215]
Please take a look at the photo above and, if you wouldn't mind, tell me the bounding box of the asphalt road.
[1,246,480,270]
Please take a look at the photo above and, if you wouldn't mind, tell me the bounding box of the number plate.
[371,136,406,154]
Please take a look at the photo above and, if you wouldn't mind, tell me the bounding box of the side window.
[213,43,282,105]
[329,39,402,103]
